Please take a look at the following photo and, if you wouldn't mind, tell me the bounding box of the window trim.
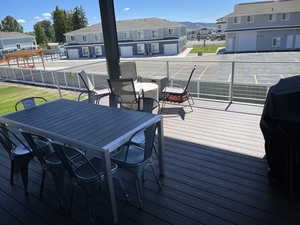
[233,16,241,24]
[152,30,158,39]
[246,16,254,24]
[94,46,102,56]
[82,47,89,57]
[272,37,281,48]
[281,13,289,21]
[151,43,159,53]
[137,44,145,54]
[70,36,75,41]
[268,14,276,22]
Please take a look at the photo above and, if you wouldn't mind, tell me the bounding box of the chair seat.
[45,147,82,166]
[12,145,31,157]
[112,145,145,165]
[162,87,185,95]
[75,157,118,181]
[131,131,145,145]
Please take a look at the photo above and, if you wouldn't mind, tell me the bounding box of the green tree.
[1,16,23,32]
[52,6,68,43]
[71,6,88,30]
[34,23,48,46]
[37,20,55,42]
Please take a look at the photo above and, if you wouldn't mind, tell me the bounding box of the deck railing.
[1,59,300,104]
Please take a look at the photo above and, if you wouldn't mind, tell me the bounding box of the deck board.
[0,99,299,225]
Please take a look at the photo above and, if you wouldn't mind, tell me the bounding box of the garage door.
[237,32,257,52]
[164,44,178,55]
[227,38,233,51]
[68,49,79,59]
[120,46,133,57]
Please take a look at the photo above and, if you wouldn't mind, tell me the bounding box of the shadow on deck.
[0,99,299,225]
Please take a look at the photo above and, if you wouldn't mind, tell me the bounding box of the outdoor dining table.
[0,98,165,224]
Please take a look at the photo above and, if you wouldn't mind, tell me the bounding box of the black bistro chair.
[161,65,196,112]
[0,124,33,195]
[51,141,127,224]
[22,132,82,202]
[112,123,161,208]
[15,97,47,111]
[107,78,144,111]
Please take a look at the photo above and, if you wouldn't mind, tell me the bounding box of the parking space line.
[254,74,258,84]
[227,73,231,83]
[198,65,209,81]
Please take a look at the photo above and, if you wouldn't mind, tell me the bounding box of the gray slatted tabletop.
[0,99,165,224]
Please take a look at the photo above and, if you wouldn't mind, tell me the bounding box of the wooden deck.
[0,99,299,225]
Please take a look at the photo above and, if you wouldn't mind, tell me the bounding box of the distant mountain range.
[177,22,217,30]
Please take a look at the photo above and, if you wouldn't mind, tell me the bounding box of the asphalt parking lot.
[7,51,300,86]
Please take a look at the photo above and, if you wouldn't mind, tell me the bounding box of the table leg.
[157,119,165,177]
[289,147,295,200]
[103,151,118,224]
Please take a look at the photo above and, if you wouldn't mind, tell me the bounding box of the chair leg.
[40,170,46,198]
[10,160,15,186]
[187,97,193,112]
[150,164,162,190]
[135,179,143,209]
[114,176,129,201]
[19,159,30,196]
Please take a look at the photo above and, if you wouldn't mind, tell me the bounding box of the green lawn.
[0,83,78,115]
[190,45,224,54]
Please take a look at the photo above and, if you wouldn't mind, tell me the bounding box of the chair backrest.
[50,142,77,178]
[120,62,138,81]
[21,132,51,167]
[143,124,157,160]
[78,71,95,92]
[107,78,138,106]
[15,97,47,111]
[183,65,197,93]
[0,124,28,156]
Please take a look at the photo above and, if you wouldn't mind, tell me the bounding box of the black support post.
[98,0,120,106]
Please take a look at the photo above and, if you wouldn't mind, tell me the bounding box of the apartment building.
[64,18,187,59]
[224,0,300,53]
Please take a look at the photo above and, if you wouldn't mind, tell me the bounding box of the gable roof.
[0,32,34,39]
[65,18,184,35]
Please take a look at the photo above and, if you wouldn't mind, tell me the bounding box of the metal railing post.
[53,71,62,98]
[166,61,170,80]
[229,61,235,103]
[197,79,200,98]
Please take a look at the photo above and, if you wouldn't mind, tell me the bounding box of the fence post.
[229,61,235,103]
[30,69,34,82]
[64,72,68,87]
[21,69,25,81]
[53,72,62,98]
[40,70,45,84]
[166,61,170,80]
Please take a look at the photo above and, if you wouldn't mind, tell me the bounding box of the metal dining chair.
[111,123,161,209]
[22,132,82,202]
[51,141,127,225]
[120,62,138,81]
[0,123,33,195]
[15,97,47,111]
[107,78,144,110]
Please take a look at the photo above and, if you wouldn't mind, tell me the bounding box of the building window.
[151,43,159,53]
[152,30,158,39]
[16,44,21,49]
[95,34,99,42]
[94,46,102,56]
[168,28,175,35]
[272,37,281,47]
[83,35,87,41]
[281,13,289,21]
[246,16,254,23]
[268,14,276,22]
[70,36,75,41]
[233,17,241,24]
[137,31,144,39]
[124,32,130,39]
[137,44,145,54]
[82,47,89,56]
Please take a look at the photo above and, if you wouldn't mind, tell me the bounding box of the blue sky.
[1,0,263,32]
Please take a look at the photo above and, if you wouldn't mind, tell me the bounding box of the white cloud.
[34,16,41,20]
[17,19,26,24]
[42,13,51,19]
[123,8,130,11]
